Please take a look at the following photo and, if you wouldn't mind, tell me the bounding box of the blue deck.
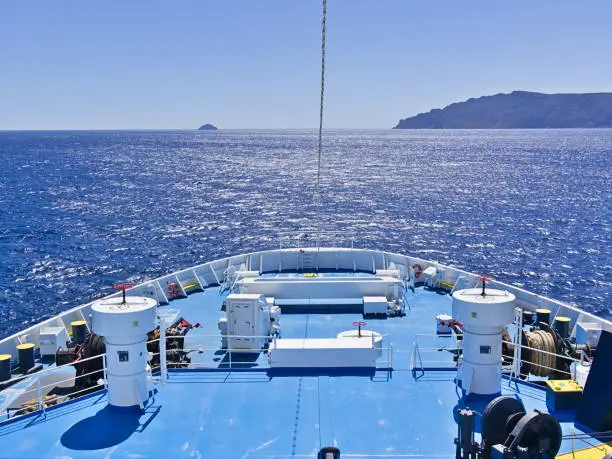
[0,282,601,457]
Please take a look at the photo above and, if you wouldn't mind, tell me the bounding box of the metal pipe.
[37,377,44,414]
[160,319,167,386]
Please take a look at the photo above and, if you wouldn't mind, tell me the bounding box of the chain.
[314,0,326,240]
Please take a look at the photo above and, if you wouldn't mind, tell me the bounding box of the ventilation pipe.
[92,295,157,409]
[452,278,516,395]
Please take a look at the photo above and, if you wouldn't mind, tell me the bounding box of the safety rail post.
[579,348,589,365]
[455,357,462,394]
[102,354,108,389]
[160,319,167,385]
[511,307,523,380]
[416,343,423,369]
[37,376,45,415]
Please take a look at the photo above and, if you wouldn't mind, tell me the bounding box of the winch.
[455,396,562,458]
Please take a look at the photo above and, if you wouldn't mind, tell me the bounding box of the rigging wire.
[314,0,326,242]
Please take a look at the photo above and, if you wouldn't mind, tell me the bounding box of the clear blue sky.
[1,1,611,129]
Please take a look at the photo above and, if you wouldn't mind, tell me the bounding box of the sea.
[0,129,610,338]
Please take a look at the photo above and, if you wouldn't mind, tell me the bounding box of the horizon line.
[0,127,395,132]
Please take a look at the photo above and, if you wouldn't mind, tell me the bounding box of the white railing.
[0,353,107,422]
[407,330,584,385]
[410,334,459,373]
[147,332,393,375]
[2,247,611,363]
[450,275,478,294]
[146,334,275,375]
[501,340,582,382]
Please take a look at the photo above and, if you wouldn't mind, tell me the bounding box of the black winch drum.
[553,316,571,339]
[71,320,88,344]
[16,343,35,372]
[536,308,551,326]
[0,354,11,382]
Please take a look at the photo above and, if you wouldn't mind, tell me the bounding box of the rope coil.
[525,330,557,377]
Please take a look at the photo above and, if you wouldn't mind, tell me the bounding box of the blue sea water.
[0,129,610,338]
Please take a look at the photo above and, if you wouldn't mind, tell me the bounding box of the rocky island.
[394,91,612,129]
[198,124,218,130]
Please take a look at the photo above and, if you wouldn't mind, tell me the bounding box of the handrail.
[0,353,105,388]
[2,248,611,364]
[410,333,459,372]
[501,340,581,363]
[0,353,106,421]
[147,333,275,345]
[502,356,573,379]
[149,332,392,372]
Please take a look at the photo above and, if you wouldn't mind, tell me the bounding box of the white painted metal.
[235,274,401,306]
[363,296,388,315]
[0,248,610,363]
[159,316,168,386]
[421,266,437,287]
[39,326,68,357]
[337,329,383,357]
[224,294,270,350]
[575,361,591,387]
[269,305,281,335]
[269,337,379,368]
[452,288,516,395]
[375,269,400,279]
[92,296,157,408]
[3,246,612,419]
[576,322,602,347]
[511,307,523,379]
[235,271,260,279]
[435,314,453,335]
[218,317,228,348]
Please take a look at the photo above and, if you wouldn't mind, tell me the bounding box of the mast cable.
[314,0,326,244]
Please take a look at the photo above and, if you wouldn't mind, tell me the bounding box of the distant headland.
[394,91,612,129]
[198,124,218,130]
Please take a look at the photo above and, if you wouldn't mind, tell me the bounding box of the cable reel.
[477,396,562,458]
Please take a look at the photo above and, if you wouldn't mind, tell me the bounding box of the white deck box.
[225,293,270,350]
[39,326,68,357]
[269,338,378,368]
[363,296,388,315]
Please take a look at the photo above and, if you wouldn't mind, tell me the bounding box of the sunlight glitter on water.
[0,129,610,336]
